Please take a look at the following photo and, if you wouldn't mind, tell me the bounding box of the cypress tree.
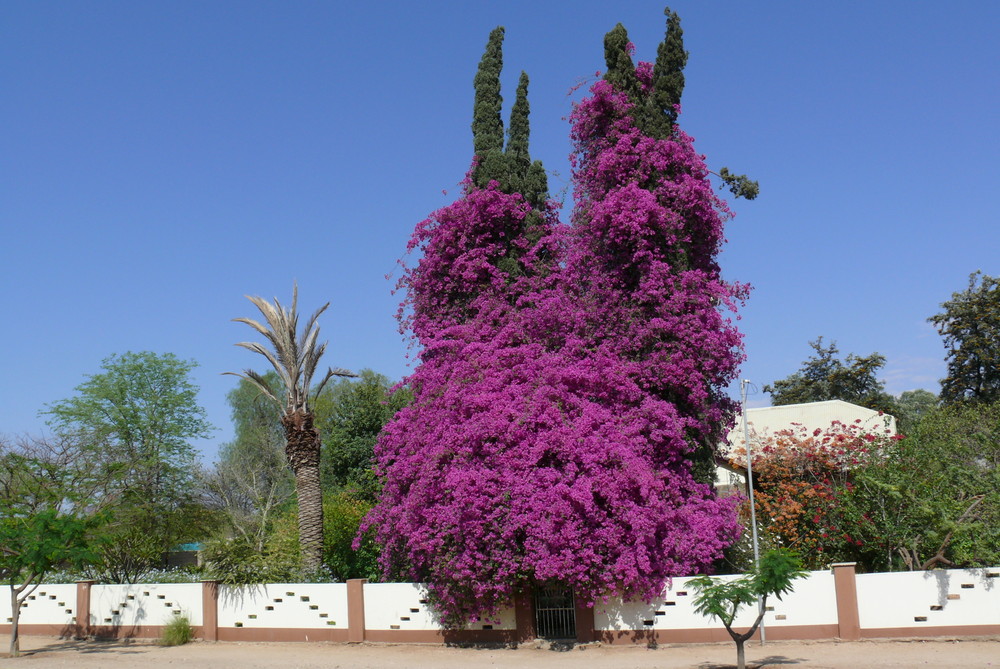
[644,7,687,137]
[606,8,685,139]
[603,10,758,200]
[505,72,530,165]
[472,27,506,189]
[603,23,641,103]
[504,71,548,210]
[471,28,548,206]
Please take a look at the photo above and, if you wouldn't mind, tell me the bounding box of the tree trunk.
[282,410,324,573]
[10,585,20,657]
[294,462,324,572]
[725,598,766,669]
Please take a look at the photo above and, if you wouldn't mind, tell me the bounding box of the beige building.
[715,399,897,495]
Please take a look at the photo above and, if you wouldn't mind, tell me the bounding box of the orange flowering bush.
[729,420,893,569]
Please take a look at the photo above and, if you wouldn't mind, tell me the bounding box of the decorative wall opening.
[533,585,576,639]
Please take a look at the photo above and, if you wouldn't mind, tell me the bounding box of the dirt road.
[3,635,998,668]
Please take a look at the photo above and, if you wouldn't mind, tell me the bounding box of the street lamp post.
[740,379,765,644]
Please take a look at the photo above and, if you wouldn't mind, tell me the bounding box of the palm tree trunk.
[282,410,324,573]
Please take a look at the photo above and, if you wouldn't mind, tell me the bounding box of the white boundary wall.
[857,568,1000,629]
[595,571,838,631]
[91,583,203,627]
[9,566,999,641]
[1,584,77,627]
[363,583,517,631]
[218,583,348,630]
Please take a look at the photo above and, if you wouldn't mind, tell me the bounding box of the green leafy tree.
[315,370,412,501]
[204,373,294,553]
[267,492,380,582]
[41,351,213,580]
[764,337,898,415]
[930,271,1000,405]
[847,402,1000,570]
[0,439,104,656]
[1,511,100,656]
[690,549,807,669]
[227,285,354,573]
[895,389,939,435]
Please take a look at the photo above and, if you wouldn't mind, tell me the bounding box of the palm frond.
[233,342,294,390]
[232,318,287,366]
[298,302,329,357]
[221,371,280,406]
[312,366,359,399]
[301,338,325,392]
[229,284,347,415]
[244,295,298,379]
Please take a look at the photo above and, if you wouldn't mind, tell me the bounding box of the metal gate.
[534,585,576,639]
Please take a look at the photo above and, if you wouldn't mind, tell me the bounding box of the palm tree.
[227,284,354,572]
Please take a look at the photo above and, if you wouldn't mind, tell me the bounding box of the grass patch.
[160,615,193,646]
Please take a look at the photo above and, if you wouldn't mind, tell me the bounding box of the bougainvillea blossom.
[364,15,747,626]
[567,72,749,481]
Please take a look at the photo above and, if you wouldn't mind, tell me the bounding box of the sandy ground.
[2,635,999,668]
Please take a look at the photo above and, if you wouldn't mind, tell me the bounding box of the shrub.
[160,615,193,646]
[200,536,298,585]
[268,491,381,581]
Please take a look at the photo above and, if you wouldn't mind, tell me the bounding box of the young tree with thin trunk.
[228,285,354,573]
[691,549,806,669]
[0,438,103,657]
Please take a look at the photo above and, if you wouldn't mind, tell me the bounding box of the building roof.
[726,399,896,451]
[716,400,897,478]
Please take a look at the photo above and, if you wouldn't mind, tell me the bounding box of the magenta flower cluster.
[362,62,747,626]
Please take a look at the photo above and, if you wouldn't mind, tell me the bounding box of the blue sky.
[3,1,998,461]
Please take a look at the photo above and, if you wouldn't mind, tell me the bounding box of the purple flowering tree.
[568,20,750,484]
[364,12,746,626]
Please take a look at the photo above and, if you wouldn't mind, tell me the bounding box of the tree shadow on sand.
[698,655,805,669]
[9,637,155,658]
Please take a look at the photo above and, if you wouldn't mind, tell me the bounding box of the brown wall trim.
[216,627,350,643]
[831,563,861,641]
[861,624,1000,639]
[347,578,367,643]
[365,628,517,644]
[597,624,840,645]
[201,580,219,642]
[12,621,1000,646]
[0,623,77,637]
[513,590,534,643]
[75,580,93,638]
